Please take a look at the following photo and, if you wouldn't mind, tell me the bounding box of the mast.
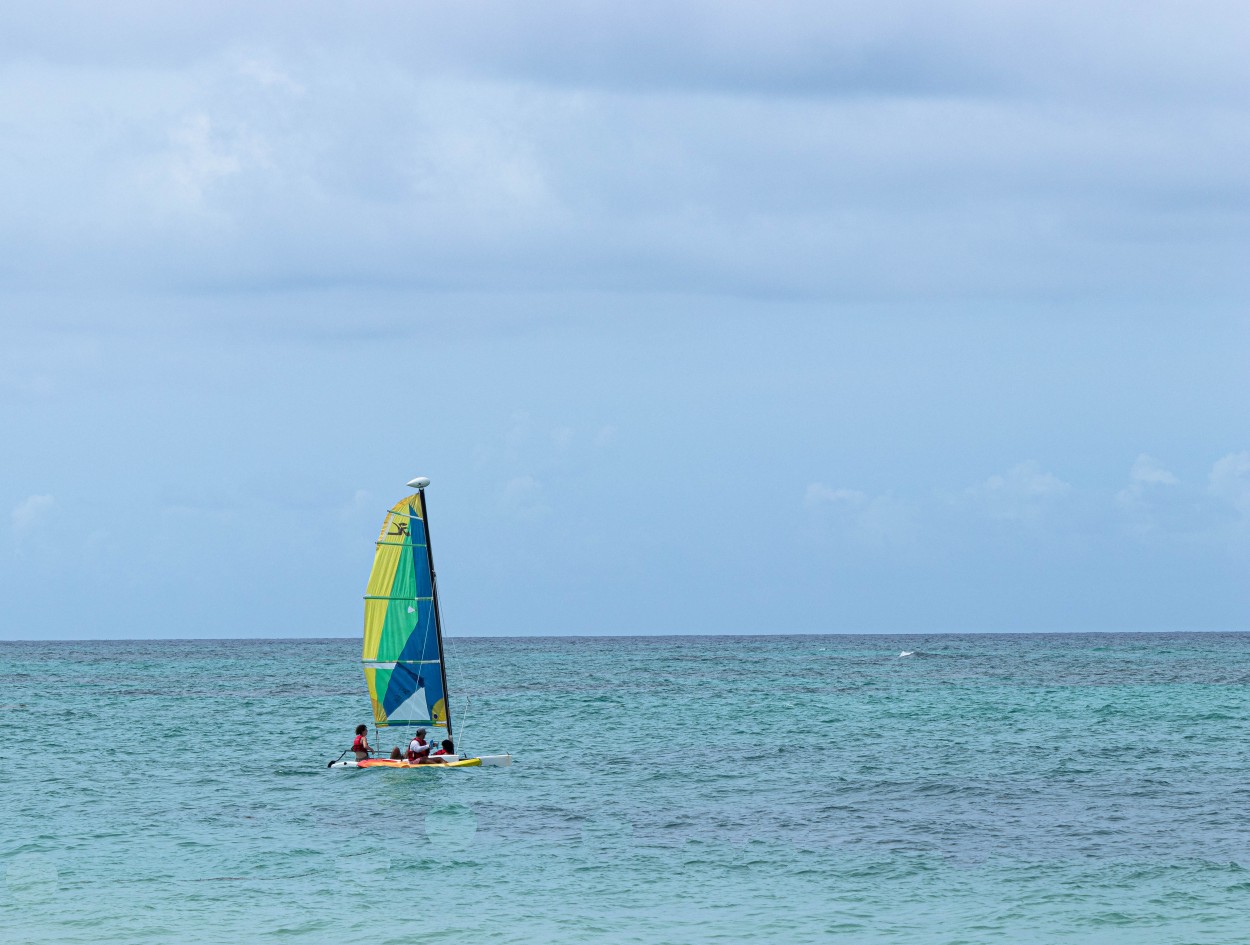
[412,479,454,743]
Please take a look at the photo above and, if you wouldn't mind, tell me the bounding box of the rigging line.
[444,642,472,751]
[436,617,457,734]
[455,693,472,758]
[440,620,477,755]
[438,605,468,745]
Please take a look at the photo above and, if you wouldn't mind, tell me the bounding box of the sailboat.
[329,477,511,769]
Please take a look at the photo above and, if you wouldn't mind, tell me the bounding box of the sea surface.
[3,633,1250,944]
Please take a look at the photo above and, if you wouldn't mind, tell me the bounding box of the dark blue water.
[3,633,1250,943]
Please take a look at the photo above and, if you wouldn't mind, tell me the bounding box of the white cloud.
[1116,454,1182,537]
[0,0,1246,304]
[11,494,57,551]
[1209,451,1250,516]
[1116,452,1178,503]
[498,475,550,521]
[1129,454,1178,487]
[805,482,914,549]
[497,413,618,472]
[162,114,250,209]
[0,335,102,399]
[805,483,866,508]
[236,56,305,95]
[337,489,372,520]
[505,411,532,449]
[965,461,1070,522]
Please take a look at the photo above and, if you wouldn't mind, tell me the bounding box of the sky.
[2,1,1249,638]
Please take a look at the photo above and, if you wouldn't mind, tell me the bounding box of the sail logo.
[389,521,409,537]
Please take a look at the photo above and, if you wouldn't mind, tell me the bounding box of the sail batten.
[364,660,443,666]
[361,494,448,729]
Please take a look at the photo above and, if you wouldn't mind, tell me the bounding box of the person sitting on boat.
[414,740,453,765]
[406,728,432,763]
[351,725,373,762]
[389,747,403,760]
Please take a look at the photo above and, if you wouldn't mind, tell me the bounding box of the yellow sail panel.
[363,600,390,662]
[361,497,421,661]
[364,666,391,725]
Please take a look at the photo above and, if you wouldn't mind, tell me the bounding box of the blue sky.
[2,1,1248,638]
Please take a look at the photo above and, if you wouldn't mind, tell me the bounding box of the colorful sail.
[361,494,447,728]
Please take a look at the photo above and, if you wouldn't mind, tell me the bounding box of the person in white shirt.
[406,728,432,763]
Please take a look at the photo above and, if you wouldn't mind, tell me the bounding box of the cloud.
[152,113,254,215]
[1209,451,1250,517]
[498,475,551,521]
[0,333,104,399]
[805,483,866,508]
[489,411,617,481]
[505,412,533,449]
[1128,454,1179,487]
[3,1,1246,102]
[1115,454,1183,538]
[236,57,305,95]
[0,1,1246,308]
[805,482,915,549]
[965,461,1070,523]
[1116,452,1179,506]
[337,489,373,521]
[11,494,56,540]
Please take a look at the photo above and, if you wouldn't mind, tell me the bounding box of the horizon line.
[2,628,1249,644]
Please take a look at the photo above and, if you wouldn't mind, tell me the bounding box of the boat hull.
[329,754,511,769]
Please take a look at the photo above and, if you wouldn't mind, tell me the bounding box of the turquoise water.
[4,633,1250,944]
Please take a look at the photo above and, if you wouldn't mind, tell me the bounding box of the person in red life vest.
[351,724,373,762]
[406,728,432,763]
[414,738,455,765]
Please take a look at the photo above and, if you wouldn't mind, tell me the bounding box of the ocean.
[3,633,1250,944]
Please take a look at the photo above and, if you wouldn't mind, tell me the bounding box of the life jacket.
[352,735,367,752]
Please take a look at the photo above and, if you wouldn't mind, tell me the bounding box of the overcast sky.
[3,1,1248,638]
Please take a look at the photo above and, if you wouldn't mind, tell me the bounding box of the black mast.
[417,486,453,744]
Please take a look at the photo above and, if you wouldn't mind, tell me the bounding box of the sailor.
[413,738,454,765]
[406,728,432,763]
[351,724,373,761]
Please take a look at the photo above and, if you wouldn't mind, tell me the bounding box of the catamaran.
[329,477,511,770]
